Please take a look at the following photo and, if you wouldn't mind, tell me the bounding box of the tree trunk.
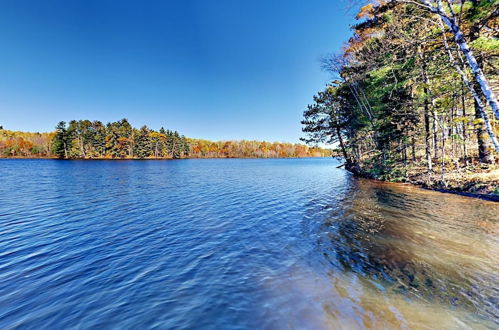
[433,110,439,159]
[461,86,468,165]
[441,121,446,186]
[424,103,433,171]
[411,135,416,162]
[79,136,85,158]
[63,141,68,159]
[421,0,499,120]
[475,98,495,163]
[436,16,499,155]
[419,50,434,171]
[336,126,350,164]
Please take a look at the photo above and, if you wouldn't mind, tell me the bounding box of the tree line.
[0,130,54,157]
[302,0,498,181]
[51,119,190,159]
[188,139,332,158]
[0,119,331,159]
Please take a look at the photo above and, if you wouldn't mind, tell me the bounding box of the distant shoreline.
[1,123,333,159]
[0,155,330,160]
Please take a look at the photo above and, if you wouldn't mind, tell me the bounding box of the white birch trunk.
[419,0,499,120]
[437,17,499,153]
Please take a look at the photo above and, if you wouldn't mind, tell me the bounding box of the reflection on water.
[313,179,499,329]
[0,159,497,329]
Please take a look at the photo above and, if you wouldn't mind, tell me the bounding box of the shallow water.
[0,158,497,329]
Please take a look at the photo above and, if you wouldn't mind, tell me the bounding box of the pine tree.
[51,121,70,158]
[133,125,152,159]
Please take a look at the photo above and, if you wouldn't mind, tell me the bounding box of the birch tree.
[390,0,499,119]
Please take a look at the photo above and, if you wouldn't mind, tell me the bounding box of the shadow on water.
[315,177,499,327]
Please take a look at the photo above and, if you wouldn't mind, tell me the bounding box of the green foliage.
[303,0,499,180]
[364,156,407,182]
[470,37,499,52]
[466,0,496,21]
[133,126,152,159]
[30,145,44,154]
[52,121,70,158]
[47,119,191,159]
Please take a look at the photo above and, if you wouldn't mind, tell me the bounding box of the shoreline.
[345,164,499,202]
[0,156,328,160]
[421,187,499,202]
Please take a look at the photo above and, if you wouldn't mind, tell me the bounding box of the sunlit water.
[0,158,497,329]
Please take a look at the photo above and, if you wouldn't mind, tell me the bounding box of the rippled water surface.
[1,158,498,329]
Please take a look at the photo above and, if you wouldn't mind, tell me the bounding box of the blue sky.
[0,0,354,142]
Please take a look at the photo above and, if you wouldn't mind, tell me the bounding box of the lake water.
[0,158,498,329]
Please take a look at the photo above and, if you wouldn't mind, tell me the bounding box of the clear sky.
[0,0,354,142]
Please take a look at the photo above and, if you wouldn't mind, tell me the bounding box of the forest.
[188,139,330,158]
[0,119,331,159]
[302,0,498,191]
[0,129,54,158]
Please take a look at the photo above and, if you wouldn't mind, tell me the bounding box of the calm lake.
[0,158,498,329]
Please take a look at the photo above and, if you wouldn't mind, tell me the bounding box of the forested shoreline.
[302,0,499,195]
[0,119,331,159]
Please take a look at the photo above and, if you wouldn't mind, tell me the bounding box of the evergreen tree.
[302,0,499,182]
[51,121,70,158]
[133,125,152,159]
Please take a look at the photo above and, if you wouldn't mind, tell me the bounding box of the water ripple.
[0,158,498,329]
